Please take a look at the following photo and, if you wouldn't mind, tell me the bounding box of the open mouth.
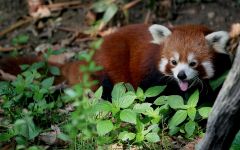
[178,79,198,92]
[178,80,189,91]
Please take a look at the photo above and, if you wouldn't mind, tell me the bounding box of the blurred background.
[0,0,239,55]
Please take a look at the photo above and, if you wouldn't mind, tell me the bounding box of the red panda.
[94,24,231,93]
[0,24,231,97]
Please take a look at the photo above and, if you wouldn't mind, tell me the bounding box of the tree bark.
[197,42,240,150]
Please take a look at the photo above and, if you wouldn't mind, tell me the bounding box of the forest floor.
[0,0,239,55]
[0,0,239,149]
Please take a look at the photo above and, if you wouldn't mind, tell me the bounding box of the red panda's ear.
[205,31,229,54]
[149,24,172,45]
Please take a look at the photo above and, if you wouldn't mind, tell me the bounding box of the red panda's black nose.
[177,71,187,80]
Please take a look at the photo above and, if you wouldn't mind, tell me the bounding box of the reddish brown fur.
[95,24,213,87]
[160,25,213,76]
[0,24,218,90]
[94,24,160,88]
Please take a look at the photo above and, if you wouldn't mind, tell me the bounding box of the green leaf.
[167,95,184,109]
[93,101,112,113]
[27,146,42,150]
[143,124,159,135]
[29,62,45,70]
[231,131,240,150]
[135,133,144,142]
[92,1,108,13]
[94,86,103,99]
[120,109,137,124]
[136,87,145,101]
[119,91,137,108]
[145,133,160,143]
[231,145,240,150]
[102,4,118,23]
[20,64,30,71]
[51,48,65,55]
[41,77,54,89]
[154,96,168,105]
[65,88,78,98]
[49,66,60,75]
[14,116,40,140]
[118,131,136,141]
[169,110,188,128]
[169,126,180,136]
[159,103,170,115]
[12,34,29,45]
[133,103,152,113]
[0,130,15,142]
[90,38,103,50]
[187,107,196,121]
[111,105,120,116]
[97,120,113,136]
[185,120,196,137]
[57,133,71,142]
[136,118,144,133]
[210,71,228,91]
[145,85,166,97]
[198,107,212,118]
[187,90,199,107]
[111,83,126,107]
[124,83,135,92]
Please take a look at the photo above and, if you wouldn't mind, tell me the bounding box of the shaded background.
[0,0,239,53]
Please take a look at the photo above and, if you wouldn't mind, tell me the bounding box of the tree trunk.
[197,42,240,150]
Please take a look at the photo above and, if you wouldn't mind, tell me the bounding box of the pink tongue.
[179,81,189,91]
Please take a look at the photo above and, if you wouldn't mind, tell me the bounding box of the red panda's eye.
[171,60,177,66]
[189,62,197,67]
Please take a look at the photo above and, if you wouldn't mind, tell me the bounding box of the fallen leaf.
[27,0,44,15]
[47,52,74,64]
[31,5,51,18]
[86,10,96,25]
[98,27,118,37]
[35,43,53,53]
[38,125,65,146]
[0,69,17,81]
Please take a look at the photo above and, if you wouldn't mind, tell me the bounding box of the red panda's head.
[149,24,229,91]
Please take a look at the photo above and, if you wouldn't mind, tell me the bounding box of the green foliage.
[76,83,211,147]
[210,71,228,91]
[90,83,166,145]
[0,40,217,149]
[91,0,119,24]
[0,49,68,149]
[12,34,29,45]
[1,63,58,122]
[155,90,211,138]
[231,131,240,150]
[97,120,114,136]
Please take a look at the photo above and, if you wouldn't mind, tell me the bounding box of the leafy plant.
[210,71,229,91]
[230,130,240,150]
[92,0,119,24]
[93,83,166,146]
[12,34,29,46]
[0,49,67,148]
[154,90,211,138]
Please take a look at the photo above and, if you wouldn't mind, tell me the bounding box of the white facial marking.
[172,63,198,80]
[202,61,214,78]
[188,53,196,63]
[173,52,180,61]
[159,58,168,72]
